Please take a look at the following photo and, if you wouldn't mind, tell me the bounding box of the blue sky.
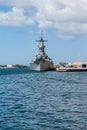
[0,0,87,65]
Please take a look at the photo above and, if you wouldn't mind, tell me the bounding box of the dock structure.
[55,62,87,72]
[56,67,87,72]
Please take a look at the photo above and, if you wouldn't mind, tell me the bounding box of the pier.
[56,67,87,72]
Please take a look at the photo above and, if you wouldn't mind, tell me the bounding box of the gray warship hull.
[30,60,54,71]
[30,32,54,71]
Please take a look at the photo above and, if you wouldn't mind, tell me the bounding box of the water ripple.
[0,69,87,130]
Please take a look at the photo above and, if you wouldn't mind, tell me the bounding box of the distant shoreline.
[0,64,29,69]
[1,61,87,72]
[0,67,29,69]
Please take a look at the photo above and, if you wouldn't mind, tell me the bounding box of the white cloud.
[0,7,34,26]
[0,0,87,38]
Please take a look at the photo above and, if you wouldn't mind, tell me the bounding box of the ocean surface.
[0,68,87,130]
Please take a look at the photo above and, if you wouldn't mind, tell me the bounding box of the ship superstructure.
[30,33,54,71]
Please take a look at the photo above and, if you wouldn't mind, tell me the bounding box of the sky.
[0,0,87,65]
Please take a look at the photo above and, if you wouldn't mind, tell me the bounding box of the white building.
[6,65,13,68]
[73,62,87,68]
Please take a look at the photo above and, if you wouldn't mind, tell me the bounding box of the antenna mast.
[36,31,48,42]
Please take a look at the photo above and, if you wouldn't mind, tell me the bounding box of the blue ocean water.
[0,68,87,130]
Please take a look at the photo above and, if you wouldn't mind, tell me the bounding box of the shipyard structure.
[30,33,54,71]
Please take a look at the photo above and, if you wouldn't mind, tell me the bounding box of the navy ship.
[30,33,54,71]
